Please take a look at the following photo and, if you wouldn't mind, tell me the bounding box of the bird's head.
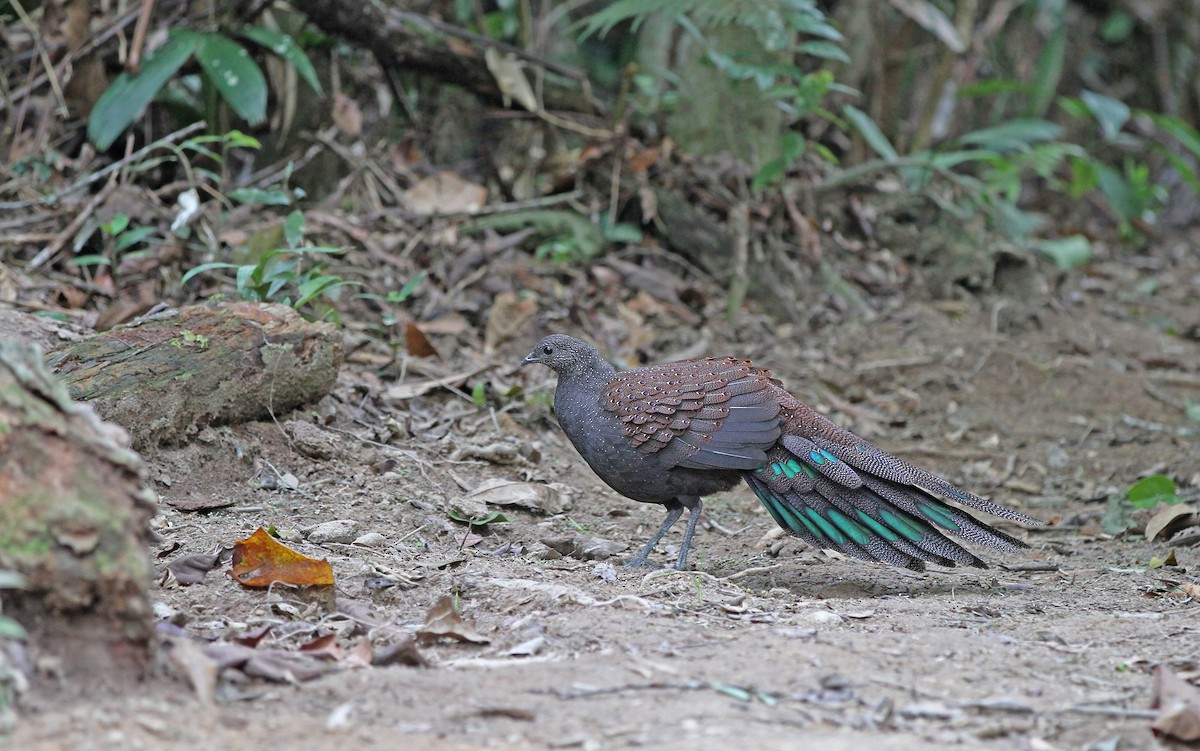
[522,334,598,376]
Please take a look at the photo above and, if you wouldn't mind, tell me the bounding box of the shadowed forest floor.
[10,231,1200,751]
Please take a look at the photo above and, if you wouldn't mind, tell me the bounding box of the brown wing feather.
[603,357,782,470]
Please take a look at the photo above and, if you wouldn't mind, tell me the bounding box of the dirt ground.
[9,235,1200,751]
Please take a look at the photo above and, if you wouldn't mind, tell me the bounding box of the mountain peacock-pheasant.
[523,334,1040,570]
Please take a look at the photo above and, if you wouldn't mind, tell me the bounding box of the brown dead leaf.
[1146,504,1200,542]
[230,527,334,588]
[1152,664,1200,741]
[541,534,629,561]
[416,596,489,644]
[234,625,273,647]
[332,92,362,137]
[418,313,469,336]
[167,637,218,706]
[373,636,428,667]
[404,172,487,215]
[405,323,439,358]
[484,290,537,353]
[628,145,660,173]
[465,478,573,515]
[165,552,222,585]
[299,633,345,661]
[1183,582,1200,603]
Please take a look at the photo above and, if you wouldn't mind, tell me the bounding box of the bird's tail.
[743,447,1031,570]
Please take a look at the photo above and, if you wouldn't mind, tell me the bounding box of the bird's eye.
[542,345,553,355]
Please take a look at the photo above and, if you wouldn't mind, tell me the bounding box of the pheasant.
[523,334,1039,570]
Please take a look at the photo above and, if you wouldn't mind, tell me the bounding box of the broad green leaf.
[843,105,897,161]
[238,26,323,95]
[1128,475,1177,509]
[284,210,305,249]
[229,187,293,206]
[958,120,1063,152]
[103,214,130,235]
[194,33,267,126]
[89,30,203,149]
[1101,495,1134,535]
[0,616,27,640]
[1081,90,1130,142]
[115,226,156,252]
[1035,235,1091,269]
[1095,163,1138,220]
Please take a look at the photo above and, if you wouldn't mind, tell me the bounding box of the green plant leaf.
[843,105,897,161]
[958,119,1062,152]
[284,210,305,249]
[238,25,323,95]
[1148,112,1200,160]
[387,272,424,303]
[1101,495,1134,535]
[796,40,849,63]
[102,213,131,235]
[1081,90,1130,142]
[88,30,203,150]
[115,226,157,252]
[181,261,240,285]
[1095,163,1138,221]
[471,381,487,407]
[71,254,111,267]
[1127,475,1177,509]
[193,32,268,126]
[1186,402,1200,423]
[1027,0,1064,118]
[0,615,27,640]
[229,187,294,206]
[1035,236,1091,269]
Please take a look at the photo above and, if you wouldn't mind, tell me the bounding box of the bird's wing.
[602,357,782,470]
[745,395,1039,570]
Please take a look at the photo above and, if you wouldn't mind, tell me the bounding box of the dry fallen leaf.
[403,172,487,215]
[484,48,538,112]
[230,527,334,588]
[541,534,629,561]
[1145,504,1199,542]
[465,478,573,515]
[1152,664,1200,741]
[484,290,537,354]
[332,92,362,137]
[405,323,439,358]
[416,596,489,644]
[165,552,222,585]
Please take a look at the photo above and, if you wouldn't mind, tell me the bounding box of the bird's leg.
[624,500,684,568]
[672,496,702,570]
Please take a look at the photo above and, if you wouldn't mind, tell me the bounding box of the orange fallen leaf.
[230,527,334,588]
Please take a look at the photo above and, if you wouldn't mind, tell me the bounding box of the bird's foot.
[622,556,660,569]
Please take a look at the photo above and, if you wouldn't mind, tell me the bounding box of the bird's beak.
[522,352,540,366]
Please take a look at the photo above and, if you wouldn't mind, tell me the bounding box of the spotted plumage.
[523,334,1040,570]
